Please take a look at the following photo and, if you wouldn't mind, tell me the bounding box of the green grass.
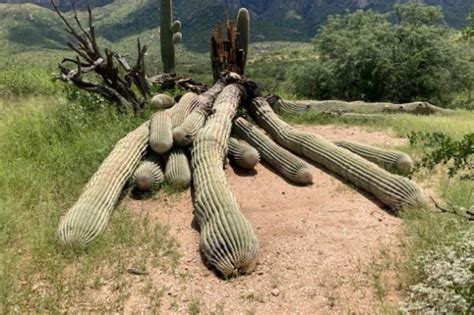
[0,96,179,313]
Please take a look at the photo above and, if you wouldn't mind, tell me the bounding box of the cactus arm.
[236,8,250,70]
[192,84,259,277]
[249,97,427,212]
[333,140,413,175]
[149,111,173,154]
[151,93,175,109]
[169,92,200,128]
[165,147,192,188]
[131,155,165,191]
[228,137,260,170]
[58,122,150,246]
[173,79,227,146]
[233,118,312,185]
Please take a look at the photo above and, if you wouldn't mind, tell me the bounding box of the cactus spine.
[236,8,250,70]
[151,93,175,109]
[192,84,259,277]
[160,0,181,73]
[165,147,192,188]
[228,137,260,170]
[333,140,413,175]
[173,80,227,146]
[249,97,426,212]
[233,118,313,184]
[57,122,150,246]
[131,155,165,191]
[149,111,173,154]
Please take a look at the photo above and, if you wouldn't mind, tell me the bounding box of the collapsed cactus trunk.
[131,155,165,191]
[233,117,313,185]
[173,80,227,146]
[57,122,150,246]
[165,147,192,188]
[192,84,259,277]
[270,98,452,116]
[249,97,426,212]
[333,140,413,175]
[170,92,200,128]
[228,137,260,170]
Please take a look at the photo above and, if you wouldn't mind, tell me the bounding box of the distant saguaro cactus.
[160,0,182,73]
[236,8,250,69]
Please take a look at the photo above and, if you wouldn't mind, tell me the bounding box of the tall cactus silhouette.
[236,8,250,69]
[57,122,150,246]
[160,0,182,73]
[192,84,259,277]
[249,97,426,212]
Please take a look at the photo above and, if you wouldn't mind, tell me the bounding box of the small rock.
[271,289,280,297]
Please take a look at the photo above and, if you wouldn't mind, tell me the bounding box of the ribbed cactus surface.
[228,137,260,170]
[249,97,426,212]
[234,118,312,185]
[170,92,199,127]
[149,111,173,154]
[334,140,413,175]
[165,147,192,188]
[58,122,150,246]
[192,84,259,277]
[131,155,165,191]
[151,93,175,109]
[173,80,226,146]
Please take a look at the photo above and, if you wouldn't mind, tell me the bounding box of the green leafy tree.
[291,1,473,107]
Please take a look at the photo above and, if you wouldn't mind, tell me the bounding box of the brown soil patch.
[121,125,406,314]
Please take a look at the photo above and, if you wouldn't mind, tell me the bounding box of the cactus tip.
[298,167,314,185]
[398,155,414,174]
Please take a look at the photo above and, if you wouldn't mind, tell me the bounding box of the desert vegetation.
[0,0,472,313]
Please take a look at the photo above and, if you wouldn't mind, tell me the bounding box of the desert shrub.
[400,229,473,314]
[409,132,474,180]
[291,2,474,108]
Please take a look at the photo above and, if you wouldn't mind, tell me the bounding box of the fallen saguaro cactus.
[165,147,192,189]
[149,111,173,154]
[249,97,427,212]
[151,94,175,109]
[131,155,165,191]
[269,97,453,116]
[333,140,413,175]
[233,117,313,185]
[228,137,260,170]
[192,83,259,277]
[173,79,227,146]
[57,122,150,246]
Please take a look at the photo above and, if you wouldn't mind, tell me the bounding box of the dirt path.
[123,125,406,314]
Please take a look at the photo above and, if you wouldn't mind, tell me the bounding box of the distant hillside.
[1,0,473,52]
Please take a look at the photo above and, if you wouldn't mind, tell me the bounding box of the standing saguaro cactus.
[160,0,182,73]
[236,8,250,70]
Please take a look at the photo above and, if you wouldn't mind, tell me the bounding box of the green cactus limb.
[151,93,175,109]
[249,97,427,212]
[233,117,313,185]
[171,20,181,33]
[228,137,260,170]
[160,0,181,73]
[236,8,250,70]
[170,92,200,128]
[149,111,173,154]
[173,80,227,146]
[57,122,150,246]
[131,155,165,191]
[333,140,413,175]
[192,84,259,277]
[165,147,192,188]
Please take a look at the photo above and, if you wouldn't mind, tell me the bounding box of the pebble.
[271,288,280,297]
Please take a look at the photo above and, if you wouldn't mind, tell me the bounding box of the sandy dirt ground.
[120,125,407,314]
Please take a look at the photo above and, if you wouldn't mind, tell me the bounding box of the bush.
[400,230,473,314]
[0,64,58,98]
[291,2,474,108]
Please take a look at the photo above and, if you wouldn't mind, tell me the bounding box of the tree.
[291,1,472,107]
